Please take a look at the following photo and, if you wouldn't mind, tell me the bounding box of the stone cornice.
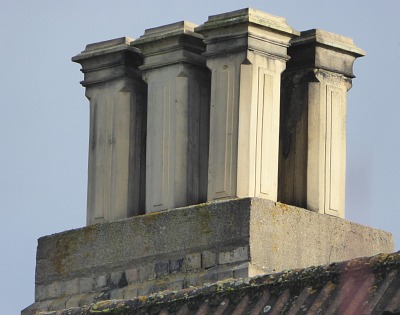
[195,8,299,37]
[131,21,207,69]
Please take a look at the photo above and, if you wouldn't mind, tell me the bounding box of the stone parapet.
[22,198,393,314]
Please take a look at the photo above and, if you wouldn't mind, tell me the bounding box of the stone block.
[219,246,249,265]
[79,276,94,294]
[234,246,249,262]
[139,263,156,281]
[61,278,79,296]
[155,261,170,278]
[137,284,155,297]
[94,274,107,289]
[49,297,69,311]
[202,250,217,269]
[93,290,111,303]
[169,280,184,291]
[109,271,127,288]
[35,284,48,302]
[233,263,250,279]
[125,268,140,283]
[184,253,202,271]
[202,272,218,285]
[79,293,97,307]
[184,277,199,288]
[123,285,138,300]
[169,258,184,274]
[64,294,80,308]
[46,281,63,299]
[109,288,124,300]
[233,268,249,279]
[217,270,233,281]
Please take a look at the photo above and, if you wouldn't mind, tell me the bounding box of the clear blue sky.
[1,1,399,314]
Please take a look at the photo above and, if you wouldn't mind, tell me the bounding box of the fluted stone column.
[278,29,365,218]
[132,22,210,213]
[195,8,299,202]
[72,38,147,225]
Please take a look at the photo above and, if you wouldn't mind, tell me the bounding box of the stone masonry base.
[22,198,393,314]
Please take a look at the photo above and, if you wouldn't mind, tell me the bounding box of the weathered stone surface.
[248,199,390,275]
[23,9,384,315]
[195,8,299,203]
[34,198,250,286]
[286,29,366,77]
[23,198,393,314]
[30,252,400,315]
[278,29,365,218]
[131,22,210,214]
[72,37,147,225]
[202,250,217,269]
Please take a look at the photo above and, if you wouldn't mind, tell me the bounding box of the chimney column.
[132,22,210,213]
[196,9,299,201]
[73,38,147,225]
[278,29,365,217]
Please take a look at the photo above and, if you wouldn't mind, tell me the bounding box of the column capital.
[131,21,206,70]
[313,69,353,91]
[195,8,299,60]
[288,29,366,78]
[72,37,143,87]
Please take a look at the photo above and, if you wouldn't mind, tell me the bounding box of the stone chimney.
[132,21,210,214]
[22,8,393,315]
[72,38,147,225]
[278,29,366,218]
[195,8,299,202]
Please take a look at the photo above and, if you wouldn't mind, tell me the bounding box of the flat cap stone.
[131,21,206,69]
[291,29,366,57]
[72,37,137,62]
[195,8,300,36]
[132,21,202,46]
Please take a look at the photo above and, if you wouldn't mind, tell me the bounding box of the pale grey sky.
[1,1,399,314]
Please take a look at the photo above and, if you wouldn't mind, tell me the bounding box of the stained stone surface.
[72,37,147,225]
[23,8,385,315]
[278,29,365,218]
[132,21,210,214]
[22,198,393,314]
[195,8,299,203]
